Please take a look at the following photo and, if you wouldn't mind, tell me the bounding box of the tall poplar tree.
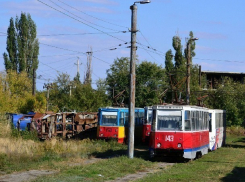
[3,12,39,78]
[164,31,200,104]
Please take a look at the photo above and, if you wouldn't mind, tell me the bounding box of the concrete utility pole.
[128,0,151,159]
[68,82,76,97]
[43,83,53,111]
[198,65,202,106]
[186,38,198,105]
[74,57,82,79]
[84,48,92,85]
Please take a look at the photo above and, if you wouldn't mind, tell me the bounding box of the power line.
[46,56,77,65]
[37,31,127,37]
[193,57,245,64]
[40,42,111,64]
[49,0,124,32]
[57,0,128,29]
[37,0,127,43]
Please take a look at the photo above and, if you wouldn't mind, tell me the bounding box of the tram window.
[151,110,156,131]
[196,111,200,130]
[215,113,219,128]
[101,112,117,126]
[139,112,144,125]
[125,112,129,126]
[120,113,124,126]
[144,110,147,121]
[191,111,196,131]
[148,110,152,124]
[157,115,182,131]
[207,112,209,130]
[220,114,223,127]
[135,112,138,125]
[209,113,212,132]
[185,110,191,131]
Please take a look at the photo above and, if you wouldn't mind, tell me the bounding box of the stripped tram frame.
[97,107,144,143]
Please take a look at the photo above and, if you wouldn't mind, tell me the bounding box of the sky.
[0,0,245,91]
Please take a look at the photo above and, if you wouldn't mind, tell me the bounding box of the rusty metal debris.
[8,112,98,140]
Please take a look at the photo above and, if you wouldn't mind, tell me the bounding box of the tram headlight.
[177,143,182,148]
[147,132,150,135]
[157,143,161,148]
[100,133,103,137]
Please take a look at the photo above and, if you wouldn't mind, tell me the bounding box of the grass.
[0,115,128,173]
[136,134,245,182]
[33,156,154,182]
[1,115,245,182]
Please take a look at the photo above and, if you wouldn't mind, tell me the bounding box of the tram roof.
[99,107,144,111]
[152,105,209,110]
[208,109,226,113]
[144,106,152,110]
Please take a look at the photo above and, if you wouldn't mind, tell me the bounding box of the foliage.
[226,126,245,136]
[70,84,110,112]
[106,57,130,106]
[136,61,166,107]
[11,126,39,141]
[0,71,46,113]
[106,57,166,107]
[206,78,245,126]
[164,31,205,104]
[3,12,39,78]
[49,73,109,112]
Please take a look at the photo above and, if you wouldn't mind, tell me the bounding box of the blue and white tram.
[209,109,226,151]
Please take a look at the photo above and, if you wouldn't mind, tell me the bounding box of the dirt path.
[106,162,175,182]
[0,158,101,182]
[0,157,174,182]
[0,170,57,182]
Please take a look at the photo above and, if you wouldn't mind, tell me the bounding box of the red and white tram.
[142,106,152,143]
[208,109,226,151]
[149,105,210,160]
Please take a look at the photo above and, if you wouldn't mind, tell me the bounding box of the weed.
[227,126,245,136]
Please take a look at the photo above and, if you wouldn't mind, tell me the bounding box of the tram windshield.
[157,110,182,131]
[147,110,152,124]
[101,112,117,126]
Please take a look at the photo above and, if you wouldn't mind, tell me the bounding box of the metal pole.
[199,65,201,87]
[186,41,191,105]
[77,58,79,74]
[47,87,49,111]
[128,4,137,159]
[198,65,201,106]
[69,85,72,97]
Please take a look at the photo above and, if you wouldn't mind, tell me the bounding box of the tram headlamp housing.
[147,132,150,135]
[100,133,103,137]
[177,143,182,148]
[157,143,161,148]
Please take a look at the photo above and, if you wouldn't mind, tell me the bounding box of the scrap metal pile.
[8,111,98,140]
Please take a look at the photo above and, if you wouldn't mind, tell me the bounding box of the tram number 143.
[165,135,174,142]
